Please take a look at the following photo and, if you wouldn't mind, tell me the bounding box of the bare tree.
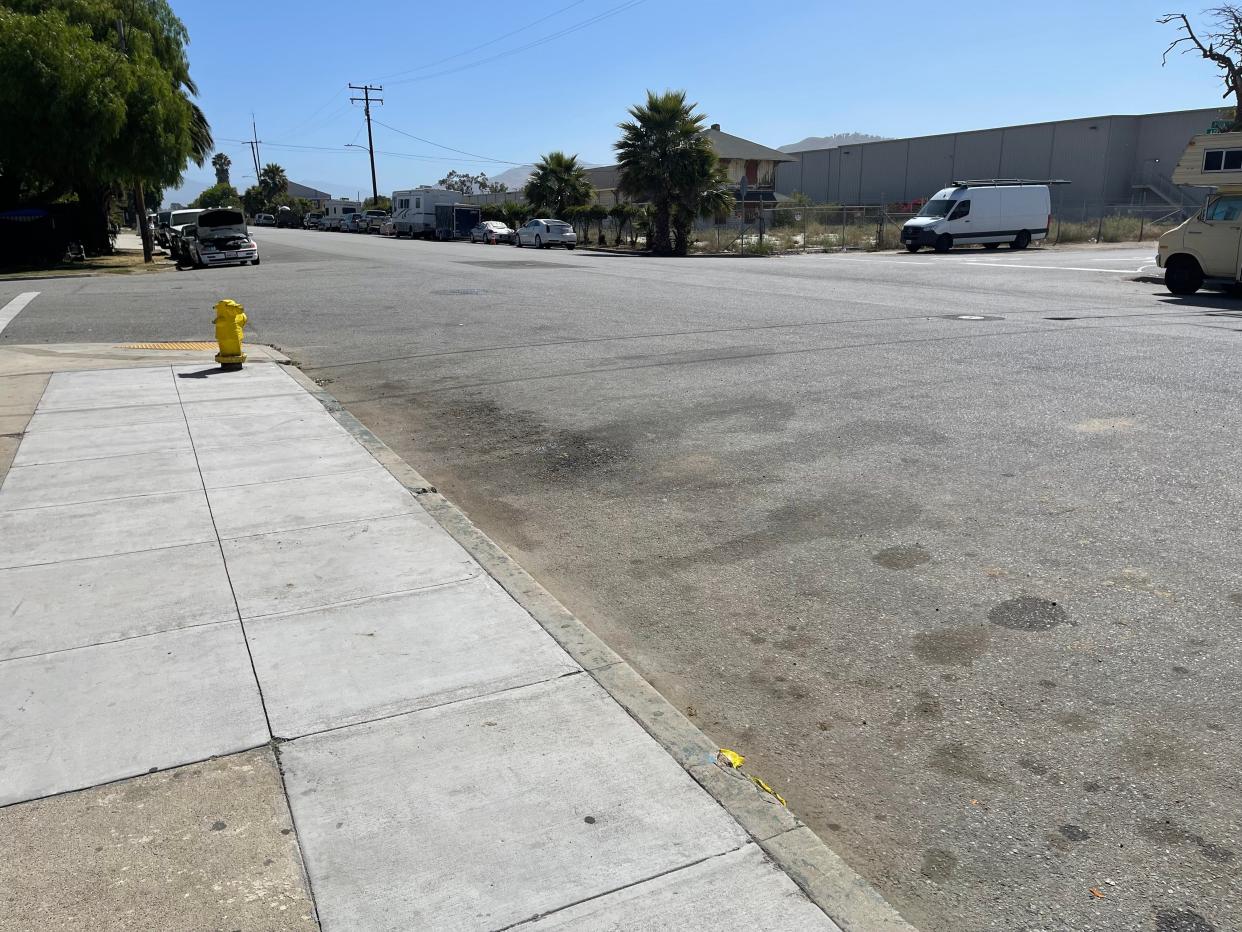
[1160,8,1242,126]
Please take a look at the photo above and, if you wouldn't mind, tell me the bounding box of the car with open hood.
[183,208,259,267]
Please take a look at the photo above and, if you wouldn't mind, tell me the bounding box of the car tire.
[983,242,1001,250]
[1010,230,1031,250]
[535,235,543,249]
[1164,257,1202,295]
[252,256,260,266]
[934,234,953,253]
[566,244,575,250]
[905,244,920,253]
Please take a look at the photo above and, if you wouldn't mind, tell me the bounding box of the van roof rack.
[950,179,1072,187]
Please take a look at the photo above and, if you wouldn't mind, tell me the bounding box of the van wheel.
[1164,257,1203,295]
[1010,230,1031,250]
[983,242,1001,250]
[934,234,953,253]
[905,244,920,253]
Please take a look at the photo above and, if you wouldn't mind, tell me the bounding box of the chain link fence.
[591,201,1195,255]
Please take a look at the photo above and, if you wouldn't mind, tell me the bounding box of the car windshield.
[486,221,506,229]
[917,199,956,218]
[171,210,200,226]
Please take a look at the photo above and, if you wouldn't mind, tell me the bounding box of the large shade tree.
[0,0,212,256]
[523,152,593,218]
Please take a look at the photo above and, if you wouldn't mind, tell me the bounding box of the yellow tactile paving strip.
[117,342,216,350]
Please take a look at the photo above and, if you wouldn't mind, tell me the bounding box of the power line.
[376,0,587,80]
[371,119,525,165]
[268,86,350,139]
[385,0,647,87]
[349,83,383,205]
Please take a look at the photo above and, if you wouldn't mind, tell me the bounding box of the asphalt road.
[4,231,1240,932]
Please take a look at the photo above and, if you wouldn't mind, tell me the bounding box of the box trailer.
[389,188,462,238]
[434,203,481,241]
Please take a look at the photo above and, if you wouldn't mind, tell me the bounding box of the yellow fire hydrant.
[213,299,247,370]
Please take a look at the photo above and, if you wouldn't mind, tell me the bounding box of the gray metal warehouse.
[775,106,1228,211]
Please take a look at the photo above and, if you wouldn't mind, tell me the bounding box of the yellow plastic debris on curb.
[717,748,787,806]
[749,775,787,807]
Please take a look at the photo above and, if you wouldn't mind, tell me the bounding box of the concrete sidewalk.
[0,347,912,931]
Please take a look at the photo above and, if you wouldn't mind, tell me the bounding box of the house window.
[1203,148,1242,172]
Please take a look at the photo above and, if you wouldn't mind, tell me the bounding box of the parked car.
[254,213,276,227]
[303,211,323,229]
[346,213,369,233]
[362,209,388,233]
[514,218,577,249]
[167,208,205,260]
[319,215,338,230]
[183,208,259,268]
[470,220,514,244]
[900,182,1051,253]
[275,207,298,228]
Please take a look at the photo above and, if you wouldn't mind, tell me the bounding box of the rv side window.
[415,197,422,209]
[397,198,409,209]
[949,200,970,220]
[1203,148,1242,171]
[1204,195,1242,221]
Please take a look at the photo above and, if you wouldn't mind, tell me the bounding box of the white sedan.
[514,219,576,249]
[185,208,259,267]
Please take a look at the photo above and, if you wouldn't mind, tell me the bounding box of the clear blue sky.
[174,0,1224,201]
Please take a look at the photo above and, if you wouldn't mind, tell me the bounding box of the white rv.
[1157,131,1242,294]
[901,181,1052,253]
[323,199,361,231]
[388,188,465,238]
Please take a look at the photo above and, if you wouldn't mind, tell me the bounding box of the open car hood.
[196,209,248,239]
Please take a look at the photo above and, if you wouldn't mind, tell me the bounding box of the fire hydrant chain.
[213,299,247,370]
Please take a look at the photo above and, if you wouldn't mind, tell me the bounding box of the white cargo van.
[901,181,1052,253]
[1157,131,1242,294]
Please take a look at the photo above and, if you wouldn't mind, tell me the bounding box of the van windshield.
[918,199,956,218]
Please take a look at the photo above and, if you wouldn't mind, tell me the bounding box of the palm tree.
[258,163,289,202]
[523,152,593,218]
[499,200,527,235]
[671,150,735,255]
[608,203,637,246]
[615,91,711,255]
[211,152,231,185]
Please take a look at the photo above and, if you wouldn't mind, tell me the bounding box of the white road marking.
[960,261,1147,273]
[0,291,38,335]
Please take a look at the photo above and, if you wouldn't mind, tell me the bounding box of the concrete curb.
[278,358,917,932]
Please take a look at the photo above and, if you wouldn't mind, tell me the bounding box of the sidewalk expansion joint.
[0,618,238,667]
[272,669,588,744]
[490,844,752,932]
[0,744,270,812]
[238,571,484,621]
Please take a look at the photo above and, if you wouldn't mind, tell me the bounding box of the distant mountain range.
[778,133,885,153]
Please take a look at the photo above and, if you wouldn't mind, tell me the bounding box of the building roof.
[703,126,795,163]
[287,180,333,200]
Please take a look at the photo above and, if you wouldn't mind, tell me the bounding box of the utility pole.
[349,83,383,206]
[116,17,153,263]
[245,115,262,180]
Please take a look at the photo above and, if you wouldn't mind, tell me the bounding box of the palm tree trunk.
[652,202,672,256]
